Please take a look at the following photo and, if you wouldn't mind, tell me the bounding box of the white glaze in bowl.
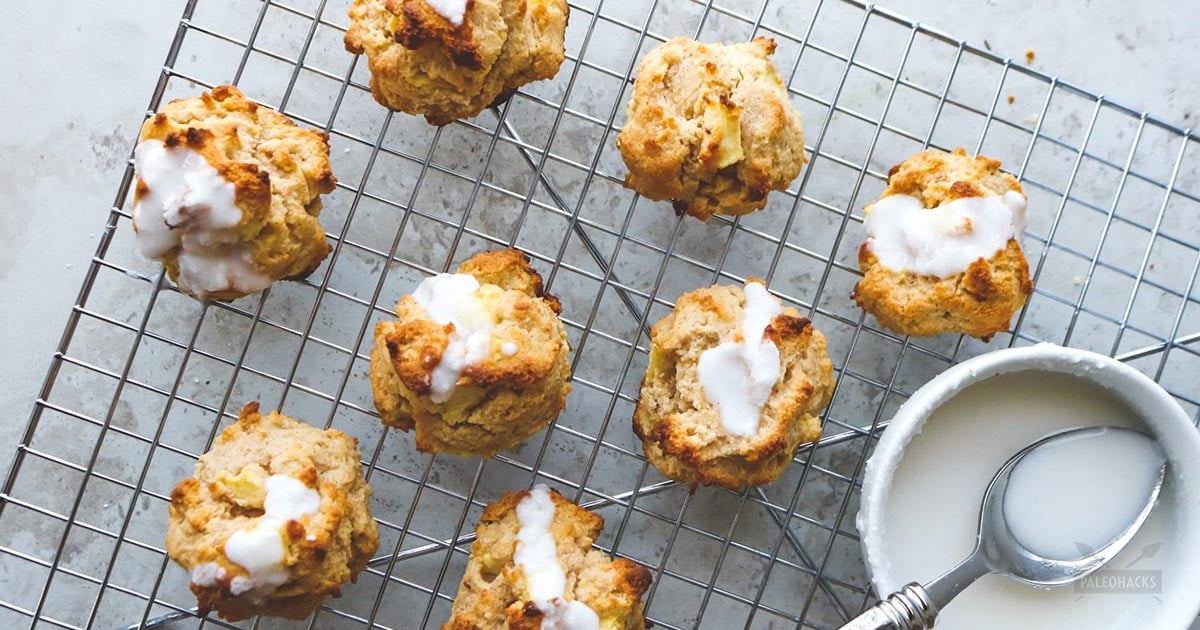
[858,344,1200,629]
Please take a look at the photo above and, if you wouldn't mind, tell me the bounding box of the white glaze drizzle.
[222,475,320,597]
[696,282,784,437]
[132,139,272,299]
[425,0,468,25]
[411,273,495,403]
[864,191,1028,278]
[514,484,601,630]
[190,562,227,588]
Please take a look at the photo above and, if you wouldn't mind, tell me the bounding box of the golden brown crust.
[456,248,563,314]
[633,282,834,490]
[166,402,379,621]
[344,0,569,125]
[616,37,806,220]
[135,85,336,300]
[390,0,488,70]
[369,249,571,456]
[852,148,1034,340]
[444,487,652,629]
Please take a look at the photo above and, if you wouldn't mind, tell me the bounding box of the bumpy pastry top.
[444,486,652,629]
[853,148,1033,340]
[370,249,571,456]
[344,0,569,125]
[133,85,335,301]
[167,402,378,621]
[617,37,806,220]
[634,282,834,489]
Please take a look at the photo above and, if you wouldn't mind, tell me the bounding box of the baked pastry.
[852,148,1033,340]
[166,402,379,621]
[633,281,834,489]
[344,0,569,125]
[616,36,806,221]
[131,85,336,301]
[369,249,571,456]
[444,484,652,629]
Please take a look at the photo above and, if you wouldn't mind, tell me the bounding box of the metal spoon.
[842,426,1167,630]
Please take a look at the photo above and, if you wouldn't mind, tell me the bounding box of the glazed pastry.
[132,85,336,301]
[444,484,652,629]
[852,148,1033,340]
[616,37,806,220]
[369,249,571,456]
[344,0,569,125]
[634,281,834,489]
[166,402,378,621]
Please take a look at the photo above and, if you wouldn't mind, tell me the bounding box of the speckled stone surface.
[2,1,1198,628]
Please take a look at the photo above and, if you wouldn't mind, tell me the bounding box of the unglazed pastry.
[852,148,1033,340]
[444,485,652,629]
[369,249,571,456]
[132,85,336,301]
[617,37,806,220]
[166,402,378,621]
[344,0,569,125]
[633,281,834,489]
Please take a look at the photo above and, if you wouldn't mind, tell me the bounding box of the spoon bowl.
[975,426,1166,588]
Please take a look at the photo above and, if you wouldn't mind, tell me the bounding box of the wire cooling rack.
[4,0,1200,628]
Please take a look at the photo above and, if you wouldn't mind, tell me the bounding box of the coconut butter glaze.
[864,191,1027,278]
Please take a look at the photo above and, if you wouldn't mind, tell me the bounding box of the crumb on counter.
[1025,48,1036,64]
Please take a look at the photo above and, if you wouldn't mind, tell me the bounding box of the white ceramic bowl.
[858,343,1200,629]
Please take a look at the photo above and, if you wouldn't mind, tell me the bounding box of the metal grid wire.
[3,0,1200,628]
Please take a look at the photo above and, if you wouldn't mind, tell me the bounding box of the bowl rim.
[857,342,1200,629]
